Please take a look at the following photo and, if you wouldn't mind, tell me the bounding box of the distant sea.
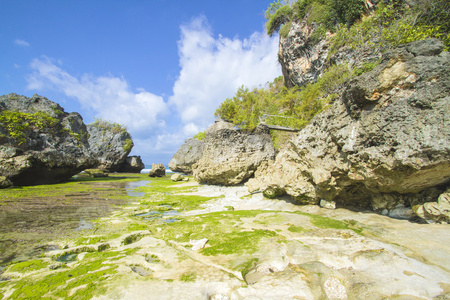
[141,165,172,174]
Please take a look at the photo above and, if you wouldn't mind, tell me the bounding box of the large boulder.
[192,120,276,185]
[117,155,145,173]
[0,93,95,187]
[148,163,165,177]
[168,138,204,174]
[87,120,133,172]
[247,39,450,217]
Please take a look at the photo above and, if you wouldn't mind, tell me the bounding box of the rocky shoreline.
[1,175,449,299]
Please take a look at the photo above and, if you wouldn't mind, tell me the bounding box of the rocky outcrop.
[168,138,204,174]
[148,163,165,177]
[87,121,133,172]
[117,155,145,173]
[0,93,95,186]
[247,39,450,219]
[192,120,276,185]
[279,19,380,88]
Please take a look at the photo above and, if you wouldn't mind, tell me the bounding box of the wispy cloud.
[26,56,169,135]
[169,16,281,136]
[14,39,30,47]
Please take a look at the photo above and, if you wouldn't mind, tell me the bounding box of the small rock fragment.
[190,238,208,250]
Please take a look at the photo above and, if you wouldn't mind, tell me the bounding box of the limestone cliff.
[247,39,450,221]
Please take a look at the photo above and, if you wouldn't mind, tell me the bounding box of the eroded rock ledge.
[247,39,450,221]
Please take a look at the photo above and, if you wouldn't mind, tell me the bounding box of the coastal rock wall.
[247,39,450,218]
[0,94,95,186]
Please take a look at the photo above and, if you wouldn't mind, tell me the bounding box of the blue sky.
[1,0,282,165]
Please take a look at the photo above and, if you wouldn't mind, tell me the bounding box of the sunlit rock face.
[169,138,204,174]
[0,93,95,187]
[192,120,276,185]
[248,39,450,219]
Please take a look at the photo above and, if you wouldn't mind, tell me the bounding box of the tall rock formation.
[247,39,450,218]
[0,94,95,187]
[192,120,276,185]
[87,120,133,172]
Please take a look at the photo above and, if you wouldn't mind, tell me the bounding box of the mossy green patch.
[8,259,49,273]
[236,258,259,277]
[9,252,121,299]
[288,225,306,233]
[155,210,281,256]
[0,173,146,200]
[180,271,196,282]
[75,234,122,246]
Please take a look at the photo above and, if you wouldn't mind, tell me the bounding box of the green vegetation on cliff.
[89,118,133,152]
[266,0,449,49]
[211,0,448,149]
[214,64,351,148]
[0,110,59,145]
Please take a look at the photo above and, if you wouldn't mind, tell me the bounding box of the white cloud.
[169,16,281,134]
[24,16,282,165]
[26,56,169,135]
[14,39,30,47]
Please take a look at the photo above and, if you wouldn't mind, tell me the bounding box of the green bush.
[193,131,206,141]
[266,2,293,36]
[123,138,133,152]
[214,64,351,148]
[90,118,127,134]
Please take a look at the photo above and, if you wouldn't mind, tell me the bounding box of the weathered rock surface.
[0,93,95,186]
[168,138,204,174]
[117,155,145,173]
[148,163,165,177]
[87,123,133,172]
[170,173,184,182]
[247,39,450,219]
[414,189,450,224]
[192,120,276,185]
[279,19,380,88]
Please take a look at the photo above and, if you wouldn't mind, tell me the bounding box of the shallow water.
[125,180,151,197]
[0,178,145,266]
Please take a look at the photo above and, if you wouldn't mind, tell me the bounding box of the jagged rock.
[168,138,204,174]
[247,39,450,217]
[0,93,95,187]
[148,163,165,177]
[192,120,275,185]
[117,155,145,173]
[87,121,133,172]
